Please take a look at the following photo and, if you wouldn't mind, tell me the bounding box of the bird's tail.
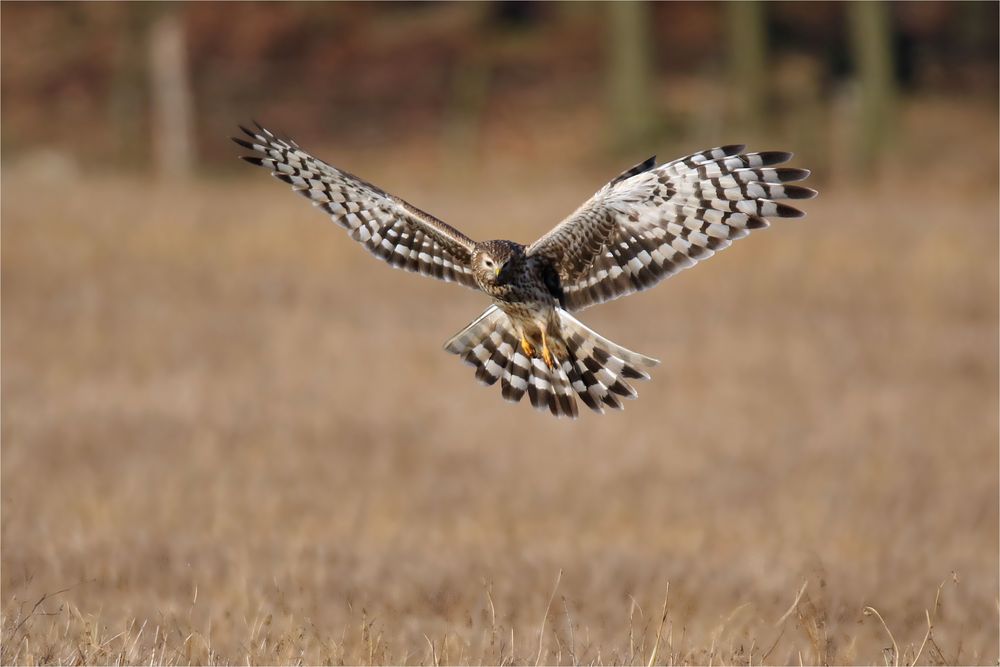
[444,307,659,418]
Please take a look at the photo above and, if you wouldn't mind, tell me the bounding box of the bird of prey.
[234,124,815,418]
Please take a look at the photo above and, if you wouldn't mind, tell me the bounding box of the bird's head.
[473,240,521,286]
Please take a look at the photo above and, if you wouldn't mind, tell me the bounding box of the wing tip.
[231,136,255,151]
[777,167,811,182]
[758,150,794,165]
[775,202,806,218]
[238,124,259,139]
[252,119,271,136]
[784,185,818,200]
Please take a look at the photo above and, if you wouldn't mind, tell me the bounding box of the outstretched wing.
[527,146,816,311]
[234,124,479,289]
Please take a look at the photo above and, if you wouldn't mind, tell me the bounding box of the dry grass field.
[2,101,998,665]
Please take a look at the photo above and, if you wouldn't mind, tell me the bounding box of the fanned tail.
[444,307,660,418]
[444,307,578,418]
[557,309,659,414]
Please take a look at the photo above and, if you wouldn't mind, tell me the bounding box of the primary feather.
[234,123,479,288]
[528,146,816,311]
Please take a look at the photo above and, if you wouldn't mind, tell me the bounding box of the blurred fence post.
[848,1,896,176]
[149,6,195,180]
[606,1,655,152]
[727,1,767,140]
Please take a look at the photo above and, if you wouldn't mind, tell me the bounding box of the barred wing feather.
[528,146,816,311]
[234,124,479,289]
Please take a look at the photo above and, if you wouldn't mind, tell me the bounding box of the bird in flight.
[234,123,815,418]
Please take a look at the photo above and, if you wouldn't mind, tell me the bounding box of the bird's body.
[472,240,566,368]
[234,124,815,418]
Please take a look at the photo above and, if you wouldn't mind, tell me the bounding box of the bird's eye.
[484,258,494,268]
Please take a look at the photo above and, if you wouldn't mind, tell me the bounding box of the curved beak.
[495,266,501,278]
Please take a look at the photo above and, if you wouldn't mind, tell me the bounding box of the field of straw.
[2,101,998,665]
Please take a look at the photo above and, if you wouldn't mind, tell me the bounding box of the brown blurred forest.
[2,2,999,666]
[1,2,997,176]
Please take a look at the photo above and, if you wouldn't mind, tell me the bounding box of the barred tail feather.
[527,356,578,418]
[557,309,659,414]
[443,306,509,386]
[500,344,530,403]
[444,307,579,418]
[444,307,659,418]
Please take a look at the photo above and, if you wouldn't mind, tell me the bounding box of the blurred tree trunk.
[727,1,767,139]
[606,1,655,152]
[446,52,492,160]
[775,54,830,180]
[149,5,195,180]
[848,1,895,176]
[958,1,994,54]
[445,4,493,163]
[110,5,151,169]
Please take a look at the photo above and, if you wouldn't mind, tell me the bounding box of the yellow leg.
[541,329,555,369]
[520,335,535,358]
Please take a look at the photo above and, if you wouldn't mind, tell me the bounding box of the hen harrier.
[234,124,814,418]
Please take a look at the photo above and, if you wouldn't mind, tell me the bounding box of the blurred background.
[2,2,997,665]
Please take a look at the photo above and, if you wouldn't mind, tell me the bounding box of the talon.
[542,344,555,370]
[541,330,556,369]
[520,336,535,358]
